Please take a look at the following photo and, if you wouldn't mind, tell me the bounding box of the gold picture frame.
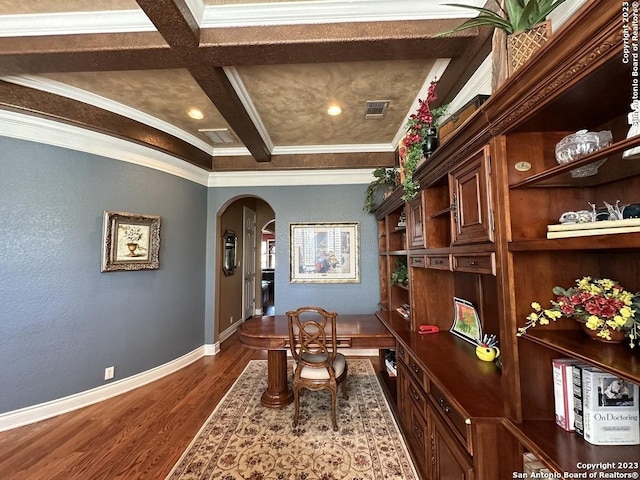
[101,210,161,272]
[290,222,359,283]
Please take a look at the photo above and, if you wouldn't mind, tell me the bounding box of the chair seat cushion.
[295,353,346,380]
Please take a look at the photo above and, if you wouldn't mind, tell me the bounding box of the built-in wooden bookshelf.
[375,2,639,478]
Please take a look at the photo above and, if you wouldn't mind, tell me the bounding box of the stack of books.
[552,358,640,445]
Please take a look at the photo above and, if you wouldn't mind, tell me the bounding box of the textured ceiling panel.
[41,69,237,147]
[237,60,435,146]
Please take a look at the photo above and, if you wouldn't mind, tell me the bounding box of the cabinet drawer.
[396,341,429,393]
[405,367,428,421]
[452,252,495,275]
[429,382,471,454]
[426,254,451,270]
[409,254,426,268]
[396,341,408,365]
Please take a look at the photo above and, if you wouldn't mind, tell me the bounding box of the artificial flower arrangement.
[399,80,448,201]
[517,276,640,348]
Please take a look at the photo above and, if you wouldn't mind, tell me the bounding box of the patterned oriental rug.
[166,359,417,480]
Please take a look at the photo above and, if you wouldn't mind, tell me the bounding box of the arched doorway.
[216,196,275,341]
[260,219,275,315]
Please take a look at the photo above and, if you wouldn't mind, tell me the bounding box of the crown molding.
[207,168,375,188]
[0,110,210,185]
[1,109,379,188]
[223,67,274,152]
[0,10,155,37]
[201,0,484,28]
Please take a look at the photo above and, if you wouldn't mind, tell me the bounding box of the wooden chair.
[286,306,348,431]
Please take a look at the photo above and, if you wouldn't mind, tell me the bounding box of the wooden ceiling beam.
[213,151,395,171]
[134,0,199,48]
[197,20,477,66]
[0,80,213,170]
[134,0,271,163]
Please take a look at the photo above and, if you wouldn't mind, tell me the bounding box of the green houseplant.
[439,0,568,86]
[391,258,408,286]
[399,80,448,202]
[364,167,398,213]
[440,0,567,35]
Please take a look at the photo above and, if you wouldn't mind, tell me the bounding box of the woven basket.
[507,21,551,74]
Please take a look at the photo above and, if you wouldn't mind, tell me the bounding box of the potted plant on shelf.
[364,167,398,213]
[517,276,640,348]
[391,258,408,287]
[439,0,568,88]
[399,80,448,202]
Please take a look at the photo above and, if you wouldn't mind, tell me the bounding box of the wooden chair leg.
[330,387,338,431]
[293,387,300,427]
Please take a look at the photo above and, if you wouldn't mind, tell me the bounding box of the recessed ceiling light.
[327,104,342,116]
[187,108,204,120]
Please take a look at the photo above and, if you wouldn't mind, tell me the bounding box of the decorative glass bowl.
[555,129,613,177]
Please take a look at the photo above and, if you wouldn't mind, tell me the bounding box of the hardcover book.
[572,362,591,437]
[552,359,579,431]
[582,367,640,445]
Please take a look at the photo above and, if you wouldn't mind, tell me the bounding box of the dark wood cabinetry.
[376,2,638,478]
[449,145,493,246]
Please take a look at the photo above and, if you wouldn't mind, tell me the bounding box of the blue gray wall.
[0,138,207,414]
[205,185,380,344]
[0,136,380,415]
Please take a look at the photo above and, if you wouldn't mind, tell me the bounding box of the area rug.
[166,359,417,480]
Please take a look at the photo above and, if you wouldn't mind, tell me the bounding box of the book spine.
[552,359,575,431]
[582,367,595,443]
[573,364,585,436]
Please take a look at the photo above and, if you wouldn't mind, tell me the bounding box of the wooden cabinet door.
[408,193,426,249]
[428,407,474,480]
[449,145,493,245]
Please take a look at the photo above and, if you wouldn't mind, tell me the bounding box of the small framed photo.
[450,297,483,345]
[290,222,359,283]
[101,210,161,272]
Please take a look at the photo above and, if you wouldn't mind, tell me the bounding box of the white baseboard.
[0,346,205,432]
[218,319,243,343]
[204,342,220,356]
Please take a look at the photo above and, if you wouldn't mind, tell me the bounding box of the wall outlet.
[104,366,115,380]
[230,316,233,324]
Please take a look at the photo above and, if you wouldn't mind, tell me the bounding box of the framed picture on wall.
[289,222,359,283]
[101,210,161,272]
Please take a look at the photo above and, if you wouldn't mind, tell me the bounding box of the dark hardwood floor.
[0,333,268,480]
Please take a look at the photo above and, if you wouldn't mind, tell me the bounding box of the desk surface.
[238,314,395,350]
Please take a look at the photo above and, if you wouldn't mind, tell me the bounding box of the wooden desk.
[237,314,394,408]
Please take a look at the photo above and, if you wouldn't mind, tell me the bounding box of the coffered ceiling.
[0,0,493,173]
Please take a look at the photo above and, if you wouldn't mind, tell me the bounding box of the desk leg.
[261,350,294,408]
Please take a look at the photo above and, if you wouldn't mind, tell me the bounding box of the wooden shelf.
[521,330,640,383]
[430,207,451,218]
[510,138,640,189]
[504,419,640,474]
[509,233,640,251]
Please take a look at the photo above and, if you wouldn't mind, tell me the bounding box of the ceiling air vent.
[364,100,390,119]
[198,128,237,144]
